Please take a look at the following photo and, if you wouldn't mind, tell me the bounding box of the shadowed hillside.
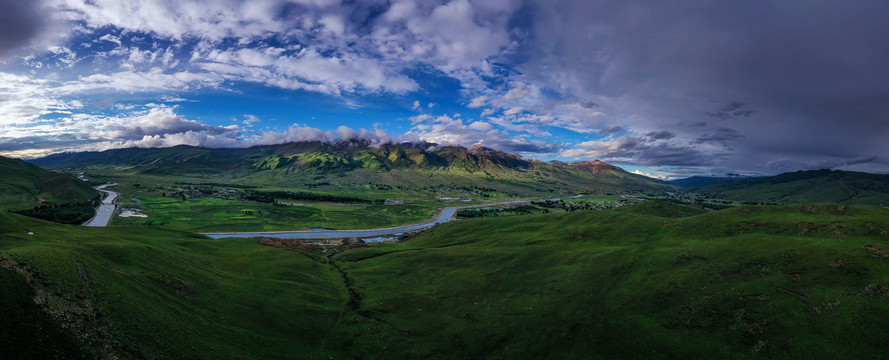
[0,156,100,210]
[694,169,889,205]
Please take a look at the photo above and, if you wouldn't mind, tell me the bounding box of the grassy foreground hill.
[3,202,889,358]
[0,156,99,210]
[694,169,889,205]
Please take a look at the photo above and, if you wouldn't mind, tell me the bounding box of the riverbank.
[83,183,118,227]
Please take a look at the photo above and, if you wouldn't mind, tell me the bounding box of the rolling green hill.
[694,169,889,205]
[0,156,100,210]
[4,203,889,358]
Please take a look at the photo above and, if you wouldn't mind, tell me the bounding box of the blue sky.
[1,0,888,179]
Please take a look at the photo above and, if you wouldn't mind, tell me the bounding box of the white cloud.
[631,169,674,181]
[62,69,223,93]
[503,106,523,115]
[96,33,121,45]
[469,121,493,131]
[409,114,433,124]
[503,86,530,101]
[467,95,488,108]
[407,113,560,154]
[63,106,238,140]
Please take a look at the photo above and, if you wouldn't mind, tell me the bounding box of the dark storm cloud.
[579,100,599,109]
[696,128,744,144]
[0,135,86,152]
[763,156,880,174]
[496,139,563,154]
[623,141,715,167]
[0,0,46,57]
[567,135,719,167]
[597,126,622,135]
[706,102,755,120]
[645,131,675,140]
[527,0,889,174]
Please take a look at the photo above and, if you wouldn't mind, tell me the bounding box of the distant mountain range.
[0,156,99,210]
[678,169,889,205]
[27,143,889,205]
[29,141,671,194]
[668,175,747,189]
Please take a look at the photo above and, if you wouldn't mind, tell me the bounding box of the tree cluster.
[14,199,100,225]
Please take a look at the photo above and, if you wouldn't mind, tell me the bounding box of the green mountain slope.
[0,156,100,210]
[3,203,889,358]
[556,159,672,188]
[695,169,889,205]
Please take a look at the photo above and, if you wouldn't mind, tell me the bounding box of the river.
[203,199,543,240]
[84,183,118,227]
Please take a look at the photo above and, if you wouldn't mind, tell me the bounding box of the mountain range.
[30,141,671,194]
[24,142,889,205]
[687,169,889,205]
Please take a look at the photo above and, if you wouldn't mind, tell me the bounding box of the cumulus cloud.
[467,95,487,108]
[257,124,412,148]
[468,121,493,131]
[39,0,515,97]
[374,0,516,72]
[65,106,238,140]
[0,103,424,157]
[408,114,561,154]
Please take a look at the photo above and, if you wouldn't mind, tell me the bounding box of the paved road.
[203,199,542,240]
[84,184,118,227]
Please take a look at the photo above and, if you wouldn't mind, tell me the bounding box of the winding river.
[83,183,118,227]
[203,199,546,240]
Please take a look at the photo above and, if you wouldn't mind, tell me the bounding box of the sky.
[0,0,888,179]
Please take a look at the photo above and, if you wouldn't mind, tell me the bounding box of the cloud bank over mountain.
[1,0,888,178]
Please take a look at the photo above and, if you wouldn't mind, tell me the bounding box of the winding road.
[202,199,551,240]
[83,183,118,227]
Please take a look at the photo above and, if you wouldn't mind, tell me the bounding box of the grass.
[4,202,889,358]
[332,203,889,358]
[0,266,91,359]
[0,212,351,359]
